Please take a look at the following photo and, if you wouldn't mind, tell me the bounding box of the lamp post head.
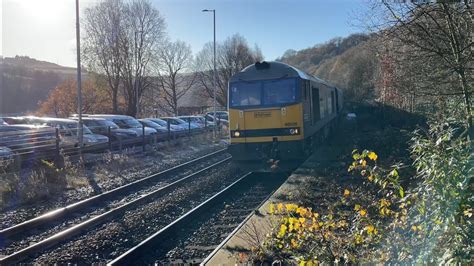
[202,9,214,12]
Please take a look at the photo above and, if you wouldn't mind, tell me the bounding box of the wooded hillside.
[0,56,77,114]
[277,33,378,101]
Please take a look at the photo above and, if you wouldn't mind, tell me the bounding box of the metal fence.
[0,121,225,169]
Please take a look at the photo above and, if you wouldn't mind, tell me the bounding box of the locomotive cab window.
[229,78,298,108]
[262,79,296,105]
[230,82,261,107]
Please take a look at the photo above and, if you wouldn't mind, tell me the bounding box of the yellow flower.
[277,203,283,212]
[337,220,348,228]
[361,159,367,167]
[354,204,361,211]
[380,198,391,207]
[269,204,275,214]
[343,189,350,197]
[366,224,375,235]
[411,225,418,232]
[359,209,367,217]
[294,222,300,231]
[291,238,299,248]
[299,217,306,223]
[296,207,308,216]
[368,175,374,182]
[285,203,298,212]
[368,151,378,161]
[277,224,287,238]
[464,209,473,218]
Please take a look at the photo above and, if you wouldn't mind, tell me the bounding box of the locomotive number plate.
[254,111,272,118]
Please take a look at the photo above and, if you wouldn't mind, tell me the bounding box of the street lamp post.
[75,0,83,147]
[202,9,217,139]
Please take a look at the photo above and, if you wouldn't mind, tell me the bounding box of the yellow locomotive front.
[227,62,306,163]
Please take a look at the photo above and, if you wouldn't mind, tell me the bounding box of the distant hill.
[278,33,378,101]
[1,56,77,74]
[0,56,78,115]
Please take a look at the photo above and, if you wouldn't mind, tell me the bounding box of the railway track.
[108,172,287,266]
[0,148,231,265]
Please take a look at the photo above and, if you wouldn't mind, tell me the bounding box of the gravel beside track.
[157,181,278,265]
[0,151,230,257]
[29,162,242,264]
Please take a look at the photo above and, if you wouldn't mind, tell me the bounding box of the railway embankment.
[205,104,421,264]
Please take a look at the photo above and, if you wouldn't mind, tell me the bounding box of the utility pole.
[202,9,217,139]
[76,0,83,147]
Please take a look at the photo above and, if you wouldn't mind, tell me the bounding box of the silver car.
[28,117,109,147]
[86,115,157,136]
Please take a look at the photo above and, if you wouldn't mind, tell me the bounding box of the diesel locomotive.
[227,61,343,169]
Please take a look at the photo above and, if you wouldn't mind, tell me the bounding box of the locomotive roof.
[230,61,334,88]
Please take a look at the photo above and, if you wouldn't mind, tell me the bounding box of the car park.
[71,117,138,141]
[86,115,157,136]
[28,117,109,147]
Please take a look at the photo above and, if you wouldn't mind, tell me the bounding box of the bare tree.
[195,34,263,107]
[153,40,195,116]
[82,0,125,114]
[119,0,166,117]
[369,1,473,137]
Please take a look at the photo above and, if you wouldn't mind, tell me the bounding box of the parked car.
[146,118,184,136]
[178,115,209,129]
[138,119,168,134]
[71,117,138,141]
[203,114,228,127]
[161,117,199,131]
[85,115,157,136]
[28,117,109,147]
[206,111,229,121]
[1,116,31,125]
[0,118,7,125]
[0,124,56,151]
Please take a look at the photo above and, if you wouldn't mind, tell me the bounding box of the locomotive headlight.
[233,131,241,137]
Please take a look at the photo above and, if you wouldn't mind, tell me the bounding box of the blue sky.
[1,0,368,67]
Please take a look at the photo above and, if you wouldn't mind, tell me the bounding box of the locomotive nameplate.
[254,111,272,118]
[285,122,297,126]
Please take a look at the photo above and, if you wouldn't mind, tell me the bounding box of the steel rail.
[108,172,253,266]
[0,148,227,238]
[200,186,275,265]
[0,154,231,265]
